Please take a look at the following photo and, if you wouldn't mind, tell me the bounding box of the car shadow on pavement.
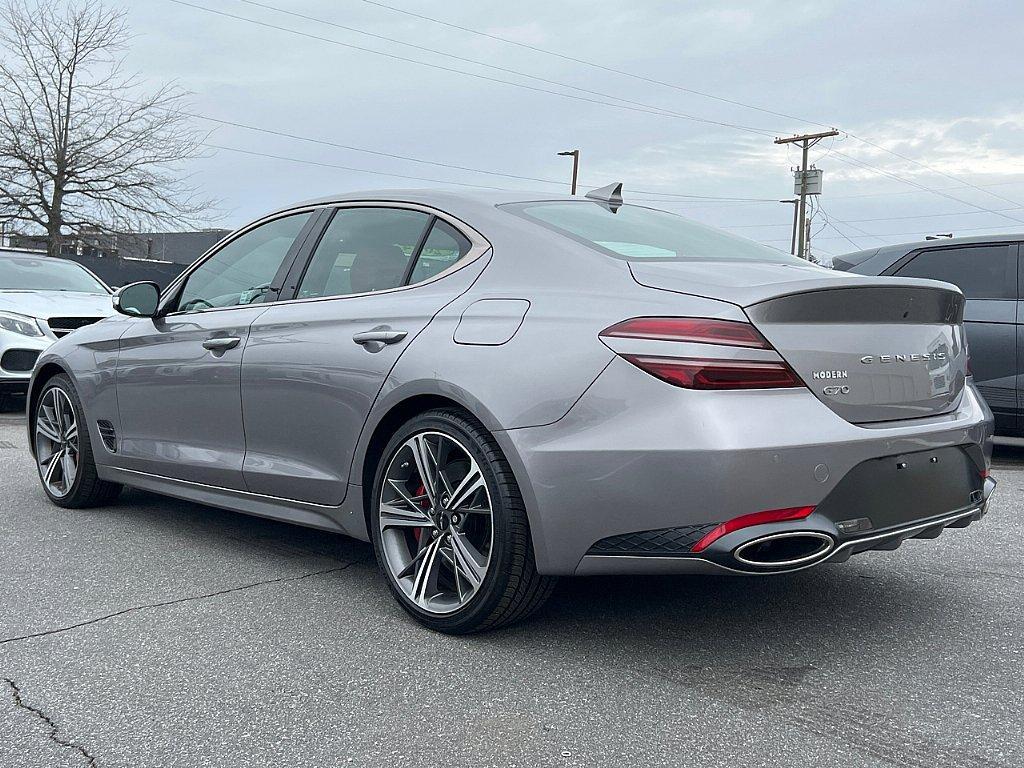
[94,486,952,663]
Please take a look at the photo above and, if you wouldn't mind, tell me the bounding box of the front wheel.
[370,408,556,633]
[34,375,122,508]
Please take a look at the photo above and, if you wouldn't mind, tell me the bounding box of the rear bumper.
[574,492,992,575]
[497,356,994,576]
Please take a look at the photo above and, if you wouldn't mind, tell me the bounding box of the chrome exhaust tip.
[733,531,835,569]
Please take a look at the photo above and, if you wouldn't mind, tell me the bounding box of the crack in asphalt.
[4,677,99,767]
[0,561,362,647]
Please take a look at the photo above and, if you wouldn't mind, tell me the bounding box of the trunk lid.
[630,261,967,424]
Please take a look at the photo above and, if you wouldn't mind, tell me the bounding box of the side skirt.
[98,465,370,541]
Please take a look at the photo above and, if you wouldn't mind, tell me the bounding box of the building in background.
[5,229,230,288]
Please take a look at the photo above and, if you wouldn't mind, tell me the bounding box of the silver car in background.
[0,250,112,410]
[27,187,995,633]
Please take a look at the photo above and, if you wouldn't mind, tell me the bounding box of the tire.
[33,374,122,508]
[370,408,556,633]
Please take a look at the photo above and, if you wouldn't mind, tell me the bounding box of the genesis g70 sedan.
[27,185,995,632]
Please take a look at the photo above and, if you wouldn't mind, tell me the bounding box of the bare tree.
[0,0,213,258]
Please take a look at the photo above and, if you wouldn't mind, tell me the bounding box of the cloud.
[831,114,1024,181]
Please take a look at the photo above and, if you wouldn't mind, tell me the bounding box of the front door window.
[174,212,312,311]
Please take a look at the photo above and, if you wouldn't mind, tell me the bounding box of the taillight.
[601,316,804,391]
[691,506,815,552]
[601,317,770,348]
[622,355,802,390]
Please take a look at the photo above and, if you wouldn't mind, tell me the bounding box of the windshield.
[0,256,109,293]
[507,201,803,264]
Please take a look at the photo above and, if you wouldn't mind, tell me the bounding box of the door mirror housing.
[113,282,161,318]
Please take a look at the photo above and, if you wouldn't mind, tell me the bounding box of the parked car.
[27,189,995,632]
[0,248,113,410]
[833,234,1021,436]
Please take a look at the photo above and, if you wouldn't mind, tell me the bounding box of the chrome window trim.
[161,201,491,318]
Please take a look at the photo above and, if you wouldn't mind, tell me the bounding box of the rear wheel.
[34,375,121,508]
[370,408,556,633]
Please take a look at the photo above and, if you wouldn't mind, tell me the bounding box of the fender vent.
[96,420,117,453]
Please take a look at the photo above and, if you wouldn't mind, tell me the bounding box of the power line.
[356,0,827,129]
[146,100,775,201]
[173,1,1024,222]
[237,0,781,136]
[202,142,778,202]
[729,205,1024,229]
[204,143,509,188]
[355,0,1016,210]
[830,177,1024,201]
[843,131,1023,208]
[762,221,1023,243]
[169,0,780,136]
[154,1,1024,220]
[831,151,1024,225]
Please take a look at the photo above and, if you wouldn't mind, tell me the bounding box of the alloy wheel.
[35,387,79,498]
[378,430,494,615]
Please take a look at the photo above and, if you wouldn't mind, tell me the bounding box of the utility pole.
[774,129,838,258]
[557,149,580,195]
[779,199,799,255]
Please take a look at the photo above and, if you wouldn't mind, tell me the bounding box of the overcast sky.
[119,0,1024,257]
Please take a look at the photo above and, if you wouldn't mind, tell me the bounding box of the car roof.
[0,247,50,259]
[259,188,607,226]
[850,232,1024,259]
[290,188,578,208]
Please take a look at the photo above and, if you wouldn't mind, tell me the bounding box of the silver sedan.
[27,186,995,632]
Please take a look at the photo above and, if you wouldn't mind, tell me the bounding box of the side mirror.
[112,281,161,318]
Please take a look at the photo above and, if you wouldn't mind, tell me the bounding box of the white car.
[0,249,113,409]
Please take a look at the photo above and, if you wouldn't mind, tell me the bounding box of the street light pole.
[557,149,580,195]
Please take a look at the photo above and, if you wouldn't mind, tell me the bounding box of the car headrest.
[349,243,409,294]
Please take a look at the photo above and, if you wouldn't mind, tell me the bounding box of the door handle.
[353,329,408,346]
[202,336,241,351]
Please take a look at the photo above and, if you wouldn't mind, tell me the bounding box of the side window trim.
[275,207,335,302]
[881,248,919,276]
[234,201,490,307]
[1015,242,1021,302]
[158,208,323,316]
[401,214,438,286]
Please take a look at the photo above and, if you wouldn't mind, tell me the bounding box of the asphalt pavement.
[0,406,1022,768]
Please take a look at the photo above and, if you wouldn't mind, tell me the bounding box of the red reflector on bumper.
[692,506,816,552]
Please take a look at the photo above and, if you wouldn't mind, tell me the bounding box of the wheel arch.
[354,384,539,550]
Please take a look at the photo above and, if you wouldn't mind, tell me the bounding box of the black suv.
[834,234,1021,436]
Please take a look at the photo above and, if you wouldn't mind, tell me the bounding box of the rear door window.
[895,245,1016,299]
[296,208,432,299]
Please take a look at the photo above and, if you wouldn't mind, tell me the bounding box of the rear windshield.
[506,201,802,264]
